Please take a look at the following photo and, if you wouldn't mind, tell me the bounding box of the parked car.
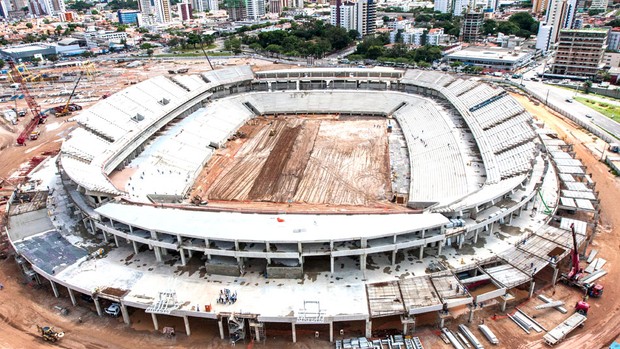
[105,303,121,317]
[566,99,573,103]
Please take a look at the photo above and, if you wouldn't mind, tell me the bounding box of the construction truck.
[29,130,40,140]
[37,325,64,343]
[559,224,604,298]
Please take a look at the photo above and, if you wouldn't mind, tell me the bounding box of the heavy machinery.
[560,223,604,298]
[8,59,45,146]
[36,325,64,343]
[55,72,83,117]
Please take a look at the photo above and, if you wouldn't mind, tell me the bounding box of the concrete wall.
[267,265,303,279]
[205,263,240,277]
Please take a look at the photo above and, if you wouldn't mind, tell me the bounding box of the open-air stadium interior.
[5,66,603,343]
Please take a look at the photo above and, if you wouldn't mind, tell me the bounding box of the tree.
[116,24,129,32]
[382,15,390,23]
[450,60,463,72]
[47,54,59,62]
[482,19,497,35]
[91,9,99,14]
[43,19,50,24]
[26,22,33,29]
[497,21,520,35]
[137,27,149,33]
[366,45,384,60]
[140,43,153,50]
[81,51,94,58]
[583,80,592,94]
[55,25,62,36]
[0,59,5,70]
[146,48,154,56]
[69,0,91,11]
[508,12,539,38]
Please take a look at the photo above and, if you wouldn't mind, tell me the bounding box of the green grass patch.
[574,96,620,122]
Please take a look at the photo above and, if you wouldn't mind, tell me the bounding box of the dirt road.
[512,93,620,349]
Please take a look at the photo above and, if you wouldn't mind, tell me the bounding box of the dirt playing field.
[202,116,391,206]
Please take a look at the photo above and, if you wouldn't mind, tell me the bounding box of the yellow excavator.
[37,325,65,343]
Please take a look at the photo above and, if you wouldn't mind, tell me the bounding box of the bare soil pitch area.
[201,116,391,206]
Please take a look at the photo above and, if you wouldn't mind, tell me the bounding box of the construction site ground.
[192,115,407,212]
[0,70,619,349]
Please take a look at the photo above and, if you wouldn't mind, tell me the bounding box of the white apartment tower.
[246,0,265,20]
[330,0,375,36]
[192,0,218,12]
[434,0,451,14]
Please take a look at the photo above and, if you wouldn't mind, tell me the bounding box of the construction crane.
[9,59,45,146]
[560,223,604,298]
[55,72,84,117]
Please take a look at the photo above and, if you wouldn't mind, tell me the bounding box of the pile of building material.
[543,313,587,346]
[537,295,568,314]
[335,335,425,349]
[478,324,499,345]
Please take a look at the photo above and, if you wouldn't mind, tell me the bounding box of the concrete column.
[180,248,187,266]
[151,313,159,331]
[552,267,559,286]
[255,324,261,342]
[458,235,464,250]
[489,222,495,234]
[501,298,508,312]
[113,234,120,247]
[89,219,95,234]
[474,229,479,244]
[508,213,513,225]
[439,316,445,328]
[183,315,191,336]
[329,321,334,342]
[154,246,163,262]
[161,247,168,256]
[392,250,397,265]
[102,230,108,243]
[292,322,297,343]
[468,305,474,323]
[94,298,103,316]
[360,254,366,271]
[67,287,77,306]
[437,242,442,256]
[330,256,334,273]
[187,249,193,258]
[528,281,535,299]
[50,280,59,298]
[132,241,139,255]
[365,320,372,338]
[218,319,225,339]
[120,303,130,324]
[419,245,424,260]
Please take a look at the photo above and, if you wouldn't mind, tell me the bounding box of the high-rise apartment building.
[531,0,549,14]
[178,1,192,20]
[224,0,246,20]
[27,0,64,16]
[535,0,578,52]
[192,0,218,12]
[550,28,608,78]
[461,10,483,43]
[154,0,172,23]
[246,0,265,20]
[330,0,375,36]
[434,0,451,14]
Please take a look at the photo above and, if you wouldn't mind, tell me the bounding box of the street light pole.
[545,89,550,105]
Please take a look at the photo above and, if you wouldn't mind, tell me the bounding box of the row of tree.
[351,35,443,64]
[482,12,539,38]
[241,20,358,58]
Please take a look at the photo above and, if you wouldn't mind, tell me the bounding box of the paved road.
[519,70,620,141]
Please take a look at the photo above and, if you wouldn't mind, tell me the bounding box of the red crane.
[562,223,604,299]
[9,59,45,146]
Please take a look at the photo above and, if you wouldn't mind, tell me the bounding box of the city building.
[389,27,448,46]
[269,0,282,13]
[285,0,304,9]
[153,0,172,23]
[246,0,265,20]
[445,46,535,71]
[0,0,11,18]
[461,10,483,43]
[178,1,192,20]
[535,24,552,53]
[224,0,246,20]
[603,52,620,68]
[532,0,549,14]
[330,0,375,36]
[434,0,451,14]
[547,0,578,37]
[452,0,470,16]
[192,0,218,12]
[550,28,609,79]
[117,10,141,24]
[590,0,607,10]
[607,27,620,52]
[27,0,65,16]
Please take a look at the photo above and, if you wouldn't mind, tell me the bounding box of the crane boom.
[9,59,44,145]
[568,223,580,280]
[59,72,83,116]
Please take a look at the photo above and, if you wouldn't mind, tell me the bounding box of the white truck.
[543,313,586,346]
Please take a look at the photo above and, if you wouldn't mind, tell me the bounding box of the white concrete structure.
[246,0,265,20]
